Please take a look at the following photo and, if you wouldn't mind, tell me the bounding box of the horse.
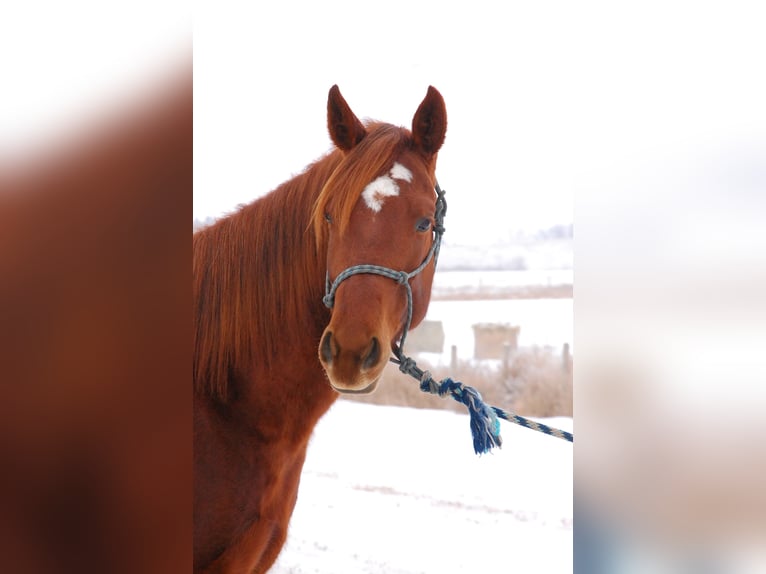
[193,85,447,573]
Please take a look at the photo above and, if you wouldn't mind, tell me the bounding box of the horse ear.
[327,85,367,152]
[411,86,447,157]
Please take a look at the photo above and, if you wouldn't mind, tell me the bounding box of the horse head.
[315,85,447,394]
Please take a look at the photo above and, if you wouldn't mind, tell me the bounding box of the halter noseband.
[322,182,447,362]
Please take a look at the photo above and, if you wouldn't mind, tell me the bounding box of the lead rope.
[323,182,573,454]
[391,349,574,451]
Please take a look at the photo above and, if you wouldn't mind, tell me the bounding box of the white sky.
[194,1,581,237]
[193,0,764,241]
[2,2,764,242]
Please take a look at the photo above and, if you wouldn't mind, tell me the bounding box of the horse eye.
[415,218,432,233]
[324,212,333,224]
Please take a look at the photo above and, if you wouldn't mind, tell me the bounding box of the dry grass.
[504,346,573,417]
[342,346,573,418]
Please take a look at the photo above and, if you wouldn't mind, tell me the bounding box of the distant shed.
[472,323,520,360]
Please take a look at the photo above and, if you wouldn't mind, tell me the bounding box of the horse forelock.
[311,123,411,246]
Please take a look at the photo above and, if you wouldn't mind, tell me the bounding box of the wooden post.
[562,343,571,373]
[450,345,458,372]
[502,342,512,380]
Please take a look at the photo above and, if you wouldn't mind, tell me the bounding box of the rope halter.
[322,181,447,359]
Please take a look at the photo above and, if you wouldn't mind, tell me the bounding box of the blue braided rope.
[491,406,573,443]
[392,352,573,453]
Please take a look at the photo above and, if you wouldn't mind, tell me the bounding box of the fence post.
[562,343,571,373]
[450,345,458,372]
[502,342,513,380]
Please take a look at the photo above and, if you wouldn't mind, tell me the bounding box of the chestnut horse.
[193,85,447,572]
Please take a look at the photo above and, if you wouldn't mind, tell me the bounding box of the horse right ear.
[411,86,447,158]
[327,85,367,152]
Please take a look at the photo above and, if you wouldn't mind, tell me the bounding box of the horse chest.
[194,388,328,573]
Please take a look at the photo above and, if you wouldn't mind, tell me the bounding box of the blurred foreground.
[0,68,191,573]
[576,122,766,573]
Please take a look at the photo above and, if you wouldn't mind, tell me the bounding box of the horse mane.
[193,121,409,400]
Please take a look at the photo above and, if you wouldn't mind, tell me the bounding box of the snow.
[272,401,572,573]
[432,269,573,291]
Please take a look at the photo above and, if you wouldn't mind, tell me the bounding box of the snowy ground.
[272,401,573,574]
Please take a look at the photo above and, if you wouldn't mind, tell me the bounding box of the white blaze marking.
[390,162,412,182]
[361,175,398,213]
[361,162,413,213]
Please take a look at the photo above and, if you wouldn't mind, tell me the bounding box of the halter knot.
[395,271,409,285]
[396,356,417,375]
[419,375,439,395]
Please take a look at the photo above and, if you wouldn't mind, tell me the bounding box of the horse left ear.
[327,85,367,152]
[411,86,447,158]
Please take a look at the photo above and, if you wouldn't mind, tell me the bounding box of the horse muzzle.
[319,330,385,394]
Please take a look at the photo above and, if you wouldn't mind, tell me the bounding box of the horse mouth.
[330,378,379,395]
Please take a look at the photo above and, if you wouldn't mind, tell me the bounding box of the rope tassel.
[418,375,502,455]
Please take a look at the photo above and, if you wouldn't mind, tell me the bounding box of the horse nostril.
[320,331,334,365]
[361,337,380,371]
